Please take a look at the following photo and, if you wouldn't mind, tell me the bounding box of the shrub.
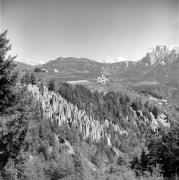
[21,71,37,85]
[34,68,41,72]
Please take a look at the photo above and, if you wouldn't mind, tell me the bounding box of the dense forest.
[0,31,179,180]
[56,82,179,178]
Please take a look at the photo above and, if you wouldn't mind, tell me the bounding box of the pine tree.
[48,79,56,91]
[0,30,18,113]
[21,71,37,85]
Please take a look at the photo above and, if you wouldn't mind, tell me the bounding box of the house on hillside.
[54,69,59,73]
[162,99,168,105]
[149,96,158,101]
[162,99,167,103]
[97,74,110,84]
[41,68,48,72]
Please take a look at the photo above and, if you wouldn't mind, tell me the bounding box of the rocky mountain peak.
[144,45,179,65]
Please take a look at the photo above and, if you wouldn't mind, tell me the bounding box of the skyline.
[1,0,179,63]
[177,0,179,43]
[0,0,2,33]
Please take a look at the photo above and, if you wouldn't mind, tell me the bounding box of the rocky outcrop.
[144,46,179,66]
[54,134,75,155]
[27,83,170,148]
[27,84,128,146]
[157,113,170,128]
[150,112,170,132]
[130,106,170,132]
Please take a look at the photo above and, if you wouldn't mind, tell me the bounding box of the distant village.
[34,69,169,107]
[97,74,113,84]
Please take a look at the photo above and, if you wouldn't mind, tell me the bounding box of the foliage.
[0,81,168,180]
[131,124,179,179]
[0,88,38,176]
[48,79,58,92]
[21,71,37,85]
[57,83,158,151]
[58,83,132,124]
[0,30,18,113]
[147,125,179,178]
[0,31,172,180]
[34,67,41,72]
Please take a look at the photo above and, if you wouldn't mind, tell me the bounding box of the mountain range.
[2,37,179,179]
[15,45,179,107]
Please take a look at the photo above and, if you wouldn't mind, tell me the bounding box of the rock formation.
[27,84,128,147]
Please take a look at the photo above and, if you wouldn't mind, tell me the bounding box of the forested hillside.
[0,32,179,180]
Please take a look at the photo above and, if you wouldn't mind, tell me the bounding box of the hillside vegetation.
[0,31,179,180]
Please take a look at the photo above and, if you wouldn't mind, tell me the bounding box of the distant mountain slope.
[121,46,179,105]
[18,46,179,106]
[39,57,136,78]
[27,83,173,154]
[15,61,35,72]
[38,46,179,82]
[39,57,103,76]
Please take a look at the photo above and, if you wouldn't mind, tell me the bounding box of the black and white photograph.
[0,0,179,179]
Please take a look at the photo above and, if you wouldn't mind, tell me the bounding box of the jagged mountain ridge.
[37,45,179,81]
[143,46,179,65]
[24,83,174,177]
[27,83,170,149]
[37,46,179,105]
[27,84,128,145]
[18,45,179,82]
[116,46,179,81]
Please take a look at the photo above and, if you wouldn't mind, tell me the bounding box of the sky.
[177,0,179,43]
[0,0,2,32]
[1,0,179,63]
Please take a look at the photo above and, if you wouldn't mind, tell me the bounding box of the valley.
[1,30,178,179]
[1,0,179,179]
[16,46,179,109]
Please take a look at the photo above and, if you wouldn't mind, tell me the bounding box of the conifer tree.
[0,30,18,113]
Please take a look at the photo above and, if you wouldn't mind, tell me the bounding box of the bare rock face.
[150,112,170,132]
[27,84,170,148]
[27,84,128,147]
[130,106,170,133]
[54,134,75,155]
[150,112,159,132]
[157,113,170,128]
[144,46,179,66]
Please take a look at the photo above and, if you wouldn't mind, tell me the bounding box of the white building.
[162,99,167,103]
[54,69,59,73]
[149,96,158,101]
[97,74,110,84]
[41,69,48,72]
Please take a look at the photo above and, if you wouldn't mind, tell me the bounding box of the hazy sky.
[177,0,179,43]
[0,0,2,32]
[1,0,179,63]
